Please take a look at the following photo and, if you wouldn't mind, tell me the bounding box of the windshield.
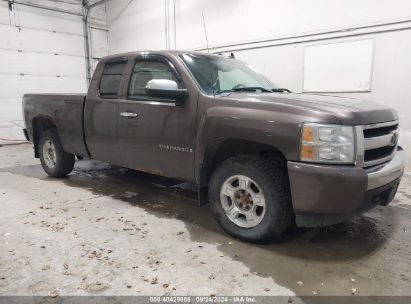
[180,54,279,95]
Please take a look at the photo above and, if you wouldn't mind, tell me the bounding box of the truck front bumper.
[287,147,405,227]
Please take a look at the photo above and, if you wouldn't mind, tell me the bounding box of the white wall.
[88,1,110,77]
[0,0,108,142]
[106,0,411,150]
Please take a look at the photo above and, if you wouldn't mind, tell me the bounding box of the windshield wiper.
[216,87,292,94]
[216,87,272,94]
[271,88,291,93]
[232,87,272,93]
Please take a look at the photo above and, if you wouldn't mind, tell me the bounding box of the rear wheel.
[39,129,75,177]
[209,155,293,243]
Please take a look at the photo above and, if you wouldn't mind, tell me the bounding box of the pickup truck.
[23,50,405,243]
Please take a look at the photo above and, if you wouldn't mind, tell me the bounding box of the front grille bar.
[364,131,398,150]
[355,120,399,168]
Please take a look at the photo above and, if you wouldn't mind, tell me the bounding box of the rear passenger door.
[117,54,197,180]
[84,57,127,165]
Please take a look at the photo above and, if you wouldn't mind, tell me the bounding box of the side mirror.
[145,79,188,105]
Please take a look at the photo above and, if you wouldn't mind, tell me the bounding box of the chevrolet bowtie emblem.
[390,132,398,146]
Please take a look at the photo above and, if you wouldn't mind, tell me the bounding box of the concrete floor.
[0,143,411,297]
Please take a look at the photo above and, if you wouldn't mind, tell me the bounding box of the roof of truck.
[100,50,222,62]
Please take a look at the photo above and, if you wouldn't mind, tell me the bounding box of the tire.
[39,129,75,177]
[209,155,293,243]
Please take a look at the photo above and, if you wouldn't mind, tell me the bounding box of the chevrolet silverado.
[22,50,405,242]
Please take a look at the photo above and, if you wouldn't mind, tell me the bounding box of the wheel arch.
[197,138,287,205]
[32,115,58,158]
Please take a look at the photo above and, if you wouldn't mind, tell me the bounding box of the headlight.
[300,123,355,164]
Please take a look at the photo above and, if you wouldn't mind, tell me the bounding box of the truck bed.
[23,93,88,157]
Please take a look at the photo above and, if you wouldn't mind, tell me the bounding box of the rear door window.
[99,62,127,97]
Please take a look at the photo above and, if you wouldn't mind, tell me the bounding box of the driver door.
[117,55,197,180]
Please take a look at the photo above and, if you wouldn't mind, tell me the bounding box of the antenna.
[202,12,209,53]
[173,0,176,49]
[164,0,168,48]
[164,0,171,49]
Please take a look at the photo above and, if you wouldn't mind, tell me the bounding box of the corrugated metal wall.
[0,0,107,142]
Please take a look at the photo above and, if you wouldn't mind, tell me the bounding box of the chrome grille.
[356,120,399,167]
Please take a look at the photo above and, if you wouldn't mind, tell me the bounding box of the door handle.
[120,112,138,118]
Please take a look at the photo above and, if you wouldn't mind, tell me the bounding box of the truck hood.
[227,92,398,125]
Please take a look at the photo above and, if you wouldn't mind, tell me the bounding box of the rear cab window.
[99,58,127,98]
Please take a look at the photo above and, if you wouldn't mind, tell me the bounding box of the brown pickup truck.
[23,50,405,242]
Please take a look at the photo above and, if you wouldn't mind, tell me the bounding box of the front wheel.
[39,129,75,177]
[209,155,293,243]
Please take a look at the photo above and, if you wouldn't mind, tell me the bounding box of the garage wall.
[106,0,411,149]
[0,0,108,142]
[87,2,110,80]
[230,31,411,148]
